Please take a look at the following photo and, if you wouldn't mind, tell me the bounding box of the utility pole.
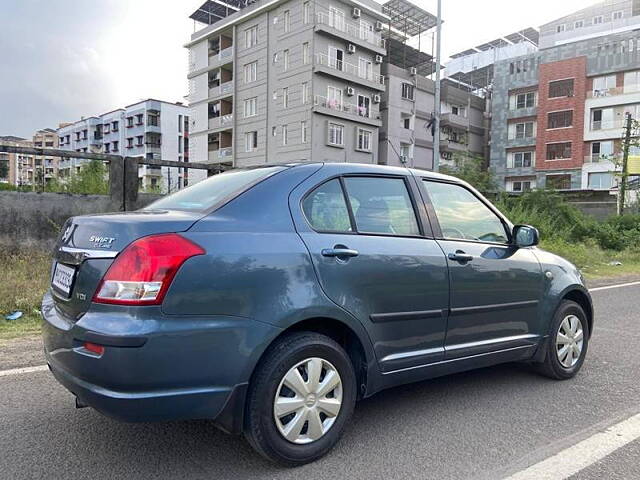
[619,112,633,216]
[432,0,443,172]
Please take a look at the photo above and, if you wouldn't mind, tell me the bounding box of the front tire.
[536,300,589,380]
[244,332,357,466]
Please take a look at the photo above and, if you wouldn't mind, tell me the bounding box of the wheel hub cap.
[273,357,343,444]
[556,314,584,368]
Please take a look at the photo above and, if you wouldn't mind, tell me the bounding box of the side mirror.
[513,225,539,248]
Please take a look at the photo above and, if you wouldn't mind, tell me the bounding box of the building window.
[245,131,258,152]
[613,11,624,20]
[112,141,119,152]
[451,105,467,117]
[282,124,288,145]
[402,116,411,129]
[401,83,415,100]
[282,87,289,108]
[283,49,290,70]
[136,114,143,125]
[136,135,143,147]
[548,110,573,129]
[511,180,532,192]
[623,70,640,93]
[147,113,159,127]
[126,116,134,128]
[546,174,571,190]
[590,141,614,161]
[245,25,258,48]
[283,10,290,33]
[556,24,565,33]
[593,74,616,95]
[508,151,534,168]
[358,57,372,80]
[302,42,310,64]
[327,85,343,109]
[178,136,183,153]
[112,121,119,132]
[104,143,110,153]
[574,20,584,28]
[127,138,134,148]
[302,82,309,104]
[357,94,370,118]
[178,115,183,132]
[546,142,572,160]
[301,120,308,143]
[357,128,372,152]
[244,61,258,84]
[548,79,574,98]
[514,122,535,139]
[593,15,603,25]
[328,122,344,146]
[304,1,311,24]
[244,97,257,117]
[515,92,536,109]
[588,172,614,189]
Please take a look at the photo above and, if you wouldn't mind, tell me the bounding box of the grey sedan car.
[43,163,592,465]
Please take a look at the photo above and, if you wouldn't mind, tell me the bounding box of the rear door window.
[343,177,420,236]
[302,179,353,233]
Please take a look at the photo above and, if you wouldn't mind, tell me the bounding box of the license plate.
[52,262,76,296]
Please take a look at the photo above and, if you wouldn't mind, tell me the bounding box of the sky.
[0,0,594,138]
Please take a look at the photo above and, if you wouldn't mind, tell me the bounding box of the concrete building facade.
[0,136,33,187]
[490,2,640,192]
[57,100,189,192]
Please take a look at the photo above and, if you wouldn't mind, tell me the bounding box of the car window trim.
[300,173,429,239]
[419,178,513,246]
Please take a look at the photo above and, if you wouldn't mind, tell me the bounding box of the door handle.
[322,247,359,258]
[448,250,473,263]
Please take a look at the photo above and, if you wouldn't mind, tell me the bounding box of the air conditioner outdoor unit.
[375,54,383,64]
[346,86,355,96]
[348,44,356,54]
[373,94,381,104]
[410,67,418,76]
[375,20,384,31]
[352,7,361,18]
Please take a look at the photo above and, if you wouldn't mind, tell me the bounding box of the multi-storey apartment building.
[490,1,640,192]
[32,128,59,186]
[187,0,388,179]
[0,136,33,186]
[57,100,189,192]
[380,65,487,169]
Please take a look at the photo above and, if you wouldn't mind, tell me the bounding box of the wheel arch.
[562,287,594,338]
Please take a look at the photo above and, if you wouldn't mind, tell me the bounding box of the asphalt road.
[2,284,639,480]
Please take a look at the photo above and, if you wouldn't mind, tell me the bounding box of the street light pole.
[432,0,443,172]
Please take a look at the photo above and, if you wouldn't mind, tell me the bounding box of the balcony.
[506,136,537,148]
[590,120,625,132]
[208,147,233,163]
[208,113,234,130]
[315,12,385,54]
[440,113,470,130]
[209,81,234,99]
[440,137,468,152]
[584,153,621,164]
[208,46,233,68]
[313,95,381,127]
[314,53,385,91]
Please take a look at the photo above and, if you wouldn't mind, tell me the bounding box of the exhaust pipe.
[75,397,88,409]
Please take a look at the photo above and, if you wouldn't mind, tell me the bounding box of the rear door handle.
[448,251,474,263]
[322,247,359,258]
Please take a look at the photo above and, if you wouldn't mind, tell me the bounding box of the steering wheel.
[442,227,466,239]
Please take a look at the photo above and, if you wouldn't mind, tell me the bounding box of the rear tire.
[244,332,357,466]
[536,300,589,380]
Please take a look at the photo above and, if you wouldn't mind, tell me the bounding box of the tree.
[0,159,8,180]
[617,115,640,215]
[439,152,496,193]
[47,160,109,195]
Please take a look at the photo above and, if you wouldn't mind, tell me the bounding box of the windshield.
[144,166,287,212]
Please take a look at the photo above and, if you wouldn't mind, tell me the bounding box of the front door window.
[357,94,370,117]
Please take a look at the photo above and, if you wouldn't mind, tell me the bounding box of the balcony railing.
[208,147,233,162]
[315,53,385,85]
[591,120,625,131]
[209,81,234,98]
[208,113,234,130]
[314,95,371,119]
[584,153,621,163]
[209,46,233,63]
[587,86,640,99]
[316,12,385,49]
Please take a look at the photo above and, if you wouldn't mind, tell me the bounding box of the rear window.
[144,166,287,212]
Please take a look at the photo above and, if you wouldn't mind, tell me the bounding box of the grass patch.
[0,248,51,341]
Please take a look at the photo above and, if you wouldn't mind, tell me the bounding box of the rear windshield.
[144,166,287,212]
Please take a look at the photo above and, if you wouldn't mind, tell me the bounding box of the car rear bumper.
[42,291,281,430]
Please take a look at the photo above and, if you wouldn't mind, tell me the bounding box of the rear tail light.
[93,233,205,305]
